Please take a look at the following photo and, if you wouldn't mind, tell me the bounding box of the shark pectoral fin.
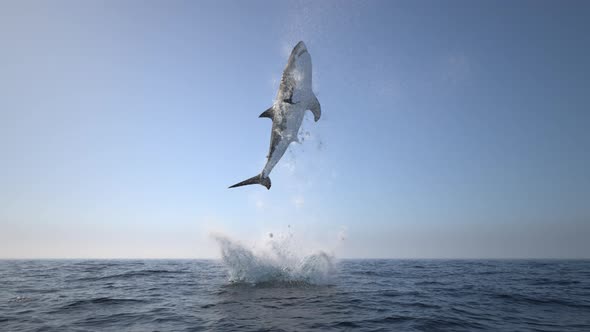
[259,107,275,119]
[309,95,321,122]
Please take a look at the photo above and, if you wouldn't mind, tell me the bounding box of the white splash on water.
[212,231,335,285]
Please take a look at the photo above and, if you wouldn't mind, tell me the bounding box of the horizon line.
[1,257,589,260]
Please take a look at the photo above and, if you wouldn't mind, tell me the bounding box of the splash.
[213,232,335,285]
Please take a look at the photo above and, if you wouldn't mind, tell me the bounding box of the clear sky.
[1,0,589,259]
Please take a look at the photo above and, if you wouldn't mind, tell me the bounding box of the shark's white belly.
[282,104,306,140]
[261,103,306,177]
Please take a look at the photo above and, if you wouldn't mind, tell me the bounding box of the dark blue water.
[1,260,589,331]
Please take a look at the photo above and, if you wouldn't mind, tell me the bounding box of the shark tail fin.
[228,174,271,190]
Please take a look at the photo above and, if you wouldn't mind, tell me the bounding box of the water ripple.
[0,259,589,331]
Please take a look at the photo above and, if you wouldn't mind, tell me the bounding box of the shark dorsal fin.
[259,107,275,119]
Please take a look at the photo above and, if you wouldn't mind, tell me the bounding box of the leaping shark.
[229,41,321,190]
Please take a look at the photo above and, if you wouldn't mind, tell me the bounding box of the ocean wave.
[2,259,590,331]
[8,296,33,303]
[492,293,590,308]
[61,297,146,310]
[71,269,187,282]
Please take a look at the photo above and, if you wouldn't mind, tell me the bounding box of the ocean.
[1,256,589,331]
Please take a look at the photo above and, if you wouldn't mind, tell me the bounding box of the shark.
[229,41,321,190]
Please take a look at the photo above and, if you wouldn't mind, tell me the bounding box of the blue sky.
[1,0,589,258]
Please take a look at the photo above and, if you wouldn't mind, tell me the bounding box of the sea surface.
[1,259,589,331]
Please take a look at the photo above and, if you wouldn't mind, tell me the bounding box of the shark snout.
[294,41,308,57]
